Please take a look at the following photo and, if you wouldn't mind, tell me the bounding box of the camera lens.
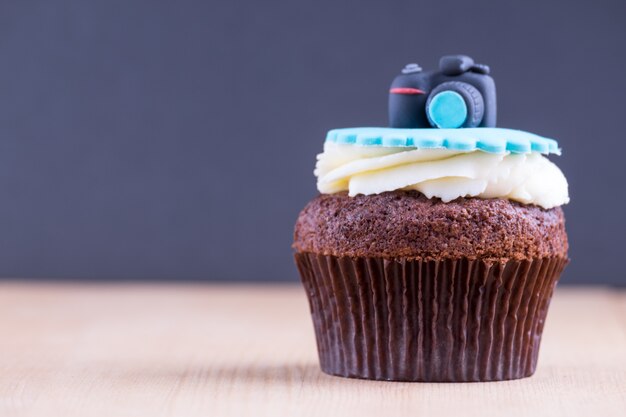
[426,81,485,129]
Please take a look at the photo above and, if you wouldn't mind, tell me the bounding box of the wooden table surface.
[0,283,624,417]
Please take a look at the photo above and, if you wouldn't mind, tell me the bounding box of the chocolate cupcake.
[293,55,570,382]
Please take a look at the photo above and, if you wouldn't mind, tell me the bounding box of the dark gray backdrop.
[0,0,624,284]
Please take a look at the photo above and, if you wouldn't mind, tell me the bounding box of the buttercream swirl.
[315,142,569,209]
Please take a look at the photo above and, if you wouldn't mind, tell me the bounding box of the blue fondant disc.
[427,91,467,128]
[324,127,561,155]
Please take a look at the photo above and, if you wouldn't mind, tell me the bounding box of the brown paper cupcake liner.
[294,253,567,382]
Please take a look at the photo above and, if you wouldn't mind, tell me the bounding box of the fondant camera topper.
[389,55,496,129]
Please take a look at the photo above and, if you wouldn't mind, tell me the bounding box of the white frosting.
[315,142,569,209]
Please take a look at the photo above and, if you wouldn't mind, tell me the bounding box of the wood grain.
[0,283,624,417]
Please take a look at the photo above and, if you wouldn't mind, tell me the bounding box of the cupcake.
[293,55,569,382]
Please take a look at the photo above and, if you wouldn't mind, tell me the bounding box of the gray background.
[0,0,624,284]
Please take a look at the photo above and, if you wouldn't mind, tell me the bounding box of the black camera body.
[389,55,497,129]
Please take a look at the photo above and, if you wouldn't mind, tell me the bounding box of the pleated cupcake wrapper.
[295,253,567,382]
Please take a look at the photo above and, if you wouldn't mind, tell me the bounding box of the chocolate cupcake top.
[295,54,570,260]
[294,192,568,261]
